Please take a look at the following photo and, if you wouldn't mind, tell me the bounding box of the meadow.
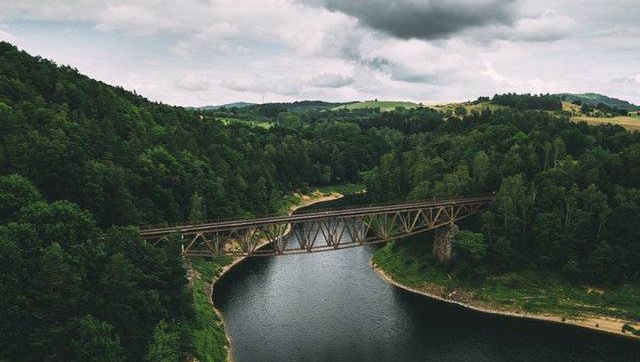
[332,100,419,111]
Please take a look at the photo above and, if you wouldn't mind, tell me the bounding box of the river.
[213,197,640,362]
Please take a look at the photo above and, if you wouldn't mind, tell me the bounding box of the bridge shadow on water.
[213,242,639,362]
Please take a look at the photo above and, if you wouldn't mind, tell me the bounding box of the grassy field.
[185,256,234,362]
[373,238,640,325]
[562,101,582,115]
[332,101,419,111]
[571,115,640,131]
[432,101,507,115]
[563,101,640,131]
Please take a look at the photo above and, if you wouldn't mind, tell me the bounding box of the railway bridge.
[139,196,494,257]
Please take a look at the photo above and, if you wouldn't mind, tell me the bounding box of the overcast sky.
[1,0,639,106]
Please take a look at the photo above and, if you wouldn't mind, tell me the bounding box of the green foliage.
[185,257,233,362]
[372,239,452,288]
[365,100,640,284]
[492,93,563,110]
[188,192,206,222]
[0,184,191,361]
[453,230,487,279]
[561,92,640,111]
[146,320,182,362]
[332,100,419,112]
[433,165,471,197]
[71,315,125,362]
[0,42,390,227]
[0,174,42,223]
[454,231,487,262]
[579,102,628,117]
[471,151,490,190]
[315,182,365,195]
[18,200,98,248]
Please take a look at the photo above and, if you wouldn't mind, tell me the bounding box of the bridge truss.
[139,196,494,257]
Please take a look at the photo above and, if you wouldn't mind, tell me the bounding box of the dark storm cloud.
[302,0,519,40]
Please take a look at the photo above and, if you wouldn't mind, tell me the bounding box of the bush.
[453,230,487,279]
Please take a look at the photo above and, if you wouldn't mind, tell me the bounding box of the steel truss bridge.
[139,196,494,257]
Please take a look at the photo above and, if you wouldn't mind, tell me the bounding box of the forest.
[1,41,640,360]
[363,106,640,284]
[491,93,563,110]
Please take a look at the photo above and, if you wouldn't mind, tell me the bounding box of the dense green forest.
[2,41,640,360]
[491,93,563,110]
[363,105,640,284]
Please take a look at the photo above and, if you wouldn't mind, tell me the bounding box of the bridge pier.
[433,223,458,264]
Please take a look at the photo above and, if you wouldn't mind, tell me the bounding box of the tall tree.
[146,320,182,362]
[188,192,206,222]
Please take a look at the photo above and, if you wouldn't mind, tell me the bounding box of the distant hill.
[193,102,255,110]
[286,100,347,113]
[194,101,345,113]
[332,100,419,112]
[559,93,639,111]
[243,100,347,116]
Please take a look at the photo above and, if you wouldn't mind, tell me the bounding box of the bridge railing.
[138,194,495,232]
[292,194,494,215]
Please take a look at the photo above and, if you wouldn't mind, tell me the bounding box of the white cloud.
[0,0,638,105]
[0,26,16,43]
[222,76,304,96]
[307,73,353,88]
[174,74,211,92]
[507,9,579,42]
[482,60,516,87]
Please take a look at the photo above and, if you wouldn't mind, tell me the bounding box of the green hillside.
[332,100,419,111]
[193,101,254,110]
[560,93,640,111]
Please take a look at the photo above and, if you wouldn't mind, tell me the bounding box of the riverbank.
[187,189,345,362]
[371,240,640,341]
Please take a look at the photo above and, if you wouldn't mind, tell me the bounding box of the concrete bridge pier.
[433,223,458,264]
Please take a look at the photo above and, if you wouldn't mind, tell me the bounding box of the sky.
[0,0,639,107]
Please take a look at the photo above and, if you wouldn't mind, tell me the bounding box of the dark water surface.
[213,198,639,362]
[214,247,639,362]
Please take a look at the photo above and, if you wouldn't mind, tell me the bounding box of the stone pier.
[433,223,458,264]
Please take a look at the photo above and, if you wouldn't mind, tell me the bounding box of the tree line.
[492,93,563,111]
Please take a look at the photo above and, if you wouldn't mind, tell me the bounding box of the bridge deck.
[139,195,494,238]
